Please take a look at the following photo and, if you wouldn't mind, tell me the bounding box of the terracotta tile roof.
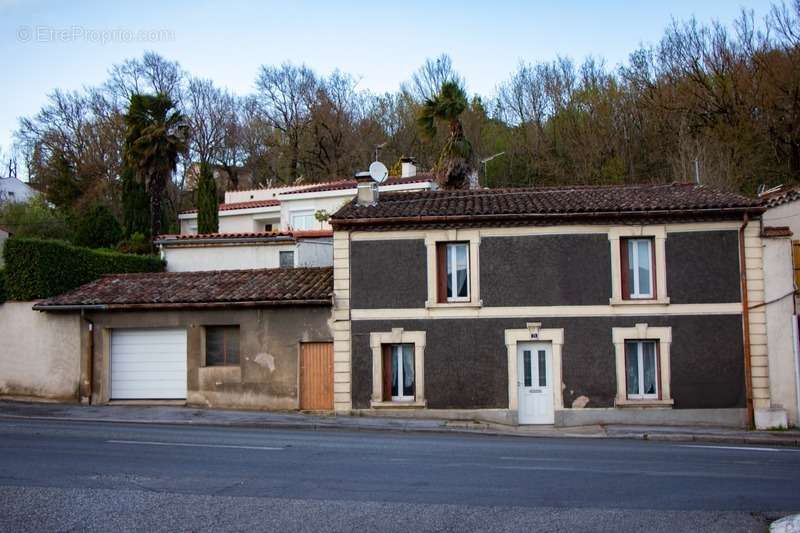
[155,230,333,245]
[331,183,762,229]
[279,175,434,195]
[761,226,793,238]
[181,199,280,215]
[759,184,800,208]
[33,267,333,311]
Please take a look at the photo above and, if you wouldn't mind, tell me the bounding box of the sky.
[0,0,778,161]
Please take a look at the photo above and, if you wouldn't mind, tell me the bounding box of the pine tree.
[196,162,219,234]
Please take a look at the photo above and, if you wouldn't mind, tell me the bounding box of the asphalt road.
[0,419,798,532]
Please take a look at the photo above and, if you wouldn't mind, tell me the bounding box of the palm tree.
[417,80,474,189]
[123,93,188,243]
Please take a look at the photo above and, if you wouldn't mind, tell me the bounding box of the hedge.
[3,238,164,301]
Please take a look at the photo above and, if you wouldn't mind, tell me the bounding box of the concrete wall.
[297,238,333,267]
[87,306,332,410]
[0,301,81,401]
[762,233,799,425]
[762,202,800,426]
[163,243,296,272]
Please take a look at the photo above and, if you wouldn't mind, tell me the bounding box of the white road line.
[107,440,283,451]
[678,444,797,452]
[499,456,559,462]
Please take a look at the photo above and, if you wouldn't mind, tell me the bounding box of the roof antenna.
[694,158,700,185]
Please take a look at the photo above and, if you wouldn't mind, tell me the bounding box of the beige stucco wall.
[762,202,800,426]
[0,301,81,401]
[762,235,799,425]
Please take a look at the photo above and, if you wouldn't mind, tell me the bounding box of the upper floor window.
[290,210,315,231]
[622,238,654,299]
[437,242,470,302]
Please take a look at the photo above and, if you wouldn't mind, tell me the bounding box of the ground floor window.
[205,326,240,366]
[370,329,426,407]
[384,343,415,401]
[625,340,658,400]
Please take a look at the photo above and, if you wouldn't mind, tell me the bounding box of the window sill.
[370,400,427,409]
[425,300,482,309]
[615,398,674,408]
[609,297,670,306]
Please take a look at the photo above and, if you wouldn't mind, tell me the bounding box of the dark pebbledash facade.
[331,184,765,427]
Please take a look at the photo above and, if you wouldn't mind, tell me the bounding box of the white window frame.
[390,344,415,401]
[612,324,673,406]
[424,230,482,309]
[625,340,659,400]
[369,328,426,408]
[608,226,669,306]
[446,242,471,302]
[627,238,654,299]
[289,209,316,231]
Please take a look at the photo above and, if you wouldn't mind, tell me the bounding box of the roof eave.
[155,236,296,246]
[33,298,333,312]
[331,206,765,229]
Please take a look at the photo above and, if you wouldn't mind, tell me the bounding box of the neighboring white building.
[0,176,37,204]
[156,230,333,272]
[178,163,434,235]
[758,185,800,428]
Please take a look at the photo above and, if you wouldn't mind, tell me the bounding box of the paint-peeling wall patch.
[254,352,276,372]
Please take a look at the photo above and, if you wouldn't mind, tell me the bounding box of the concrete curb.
[1,411,799,446]
[609,431,800,448]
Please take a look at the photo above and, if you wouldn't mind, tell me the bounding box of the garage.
[110,328,187,400]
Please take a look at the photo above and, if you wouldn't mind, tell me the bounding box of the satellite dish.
[369,161,389,183]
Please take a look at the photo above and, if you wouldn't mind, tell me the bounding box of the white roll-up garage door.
[110,328,187,400]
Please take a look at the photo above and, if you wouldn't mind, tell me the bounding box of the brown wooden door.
[299,342,333,410]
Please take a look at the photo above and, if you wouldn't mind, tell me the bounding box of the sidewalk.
[1,400,798,446]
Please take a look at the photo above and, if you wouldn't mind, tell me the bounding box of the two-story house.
[330,182,769,428]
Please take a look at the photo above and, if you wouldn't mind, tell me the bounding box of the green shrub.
[3,237,164,301]
[116,232,153,255]
[0,269,6,304]
[70,205,124,249]
[0,197,72,241]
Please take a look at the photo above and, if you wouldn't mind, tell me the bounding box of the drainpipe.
[792,315,800,427]
[739,212,754,430]
[80,309,94,404]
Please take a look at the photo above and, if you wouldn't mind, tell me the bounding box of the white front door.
[517,342,554,424]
